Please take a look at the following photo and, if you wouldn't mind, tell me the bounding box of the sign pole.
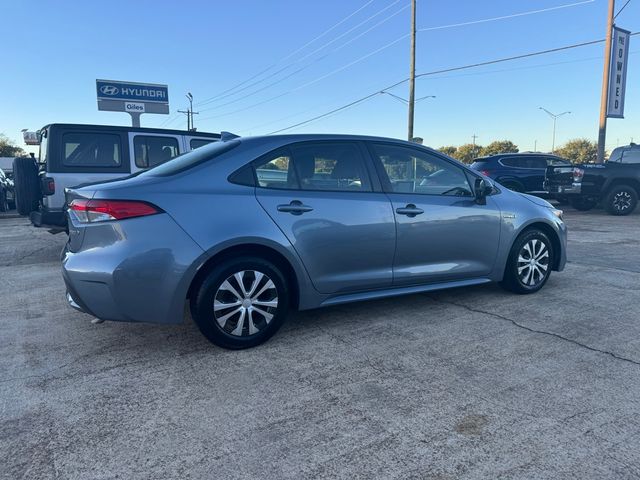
[597,0,615,163]
[129,112,141,128]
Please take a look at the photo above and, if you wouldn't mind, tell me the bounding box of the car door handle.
[396,204,424,217]
[277,201,314,215]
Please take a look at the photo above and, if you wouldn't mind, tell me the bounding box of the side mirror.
[474,178,490,204]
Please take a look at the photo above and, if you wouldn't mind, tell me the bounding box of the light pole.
[407,0,416,141]
[539,107,570,153]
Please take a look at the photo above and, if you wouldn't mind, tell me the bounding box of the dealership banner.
[607,26,630,118]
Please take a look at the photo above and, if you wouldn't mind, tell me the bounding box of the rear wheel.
[604,185,638,216]
[500,229,553,294]
[569,196,597,211]
[0,189,7,212]
[13,157,40,216]
[191,257,290,349]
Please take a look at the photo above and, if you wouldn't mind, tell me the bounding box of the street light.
[539,107,570,153]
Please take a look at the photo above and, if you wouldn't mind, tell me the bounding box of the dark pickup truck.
[545,143,640,215]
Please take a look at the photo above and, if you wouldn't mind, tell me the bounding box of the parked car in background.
[12,123,220,230]
[63,134,566,349]
[0,168,15,211]
[471,153,571,195]
[545,143,640,215]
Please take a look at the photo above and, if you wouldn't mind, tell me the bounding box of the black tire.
[604,185,638,216]
[502,182,524,193]
[500,229,553,294]
[0,189,7,212]
[191,256,290,349]
[13,157,41,216]
[569,197,598,211]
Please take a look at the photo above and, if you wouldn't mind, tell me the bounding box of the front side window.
[253,142,372,192]
[134,136,180,168]
[62,132,121,167]
[371,143,472,196]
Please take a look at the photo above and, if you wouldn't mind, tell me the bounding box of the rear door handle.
[396,204,424,217]
[277,200,313,215]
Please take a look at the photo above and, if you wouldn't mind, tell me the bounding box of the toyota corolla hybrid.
[62,134,566,349]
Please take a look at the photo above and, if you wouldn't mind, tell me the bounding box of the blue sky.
[1,0,638,154]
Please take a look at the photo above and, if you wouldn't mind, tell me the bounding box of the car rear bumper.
[30,208,67,228]
[62,213,205,325]
[546,182,582,195]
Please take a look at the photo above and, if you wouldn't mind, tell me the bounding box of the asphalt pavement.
[2,207,640,479]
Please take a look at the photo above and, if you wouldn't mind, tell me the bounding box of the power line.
[615,0,633,18]
[197,0,597,122]
[418,0,595,32]
[268,34,639,135]
[195,0,376,106]
[198,2,410,113]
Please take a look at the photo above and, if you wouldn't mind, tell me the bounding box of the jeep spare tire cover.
[13,157,40,216]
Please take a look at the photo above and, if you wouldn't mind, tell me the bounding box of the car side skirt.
[313,277,492,309]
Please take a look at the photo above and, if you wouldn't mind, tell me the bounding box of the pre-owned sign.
[607,26,630,119]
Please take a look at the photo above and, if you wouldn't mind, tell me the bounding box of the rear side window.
[254,150,295,190]
[62,132,121,167]
[500,157,523,168]
[252,142,372,192]
[134,136,180,168]
[621,150,640,164]
[190,138,215,150]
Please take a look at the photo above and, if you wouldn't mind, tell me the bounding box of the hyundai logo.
[100,85,119,96]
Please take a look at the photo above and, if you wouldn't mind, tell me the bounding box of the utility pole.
[597,0,615,163]
[472,134,478,156]
[407,0,416,141]
[178,92,199,131]
[539,107,570,153]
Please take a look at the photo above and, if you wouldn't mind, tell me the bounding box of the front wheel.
[604,185,638,216]
[500,230,553,294]
[191,257,290,349]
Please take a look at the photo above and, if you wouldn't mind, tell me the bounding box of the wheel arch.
[516,221,562,271]
[603,178,640,196]
[186,242,301,310]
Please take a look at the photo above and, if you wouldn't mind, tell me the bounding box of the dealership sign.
[606,26,630,119]
[96,79,169,116]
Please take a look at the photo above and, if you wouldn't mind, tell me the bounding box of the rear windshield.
[139,139,241,177]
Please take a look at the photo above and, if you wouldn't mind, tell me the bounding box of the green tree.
[554,138,598,164]
[438,146,457,157]
[0,134,25,157]
[452,143,482,164]
[481,140,519,156]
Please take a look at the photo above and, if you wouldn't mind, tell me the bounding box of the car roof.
[40,123,221,138]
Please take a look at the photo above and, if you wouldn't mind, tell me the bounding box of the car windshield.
[139,139,240,177]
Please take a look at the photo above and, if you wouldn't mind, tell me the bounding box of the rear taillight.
[42,177,55,195]
[69,199,161,223]
[572,167,584,182]
[480,170,491,177]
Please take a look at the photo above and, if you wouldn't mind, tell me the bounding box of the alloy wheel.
[213,270,278,337]
[613,191,632,212]
[517,239,549,287]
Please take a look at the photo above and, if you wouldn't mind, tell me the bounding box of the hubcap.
[213,270,278,337]
[517,239,549,287]
[613,191,632,211]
